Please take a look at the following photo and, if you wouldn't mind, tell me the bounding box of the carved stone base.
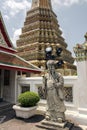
[36,119,69,130]
[37,119,82,130]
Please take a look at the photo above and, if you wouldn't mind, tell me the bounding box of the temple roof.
[0,12,16,53]
[0,12,41,73]
[0,51,41,73]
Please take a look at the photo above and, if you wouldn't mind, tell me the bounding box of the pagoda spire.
[31,0,52,9]
[17,0,76,75]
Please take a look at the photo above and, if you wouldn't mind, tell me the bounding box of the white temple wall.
[17,75,87,125]
[76,60,87,121]
[17,77,43,97]
[17,76,78,110]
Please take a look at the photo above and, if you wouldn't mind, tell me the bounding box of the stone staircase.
[0,101,13,114]
[36,119,65,130]
[0,101,16,123]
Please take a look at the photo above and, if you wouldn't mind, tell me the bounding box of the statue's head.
[47,60,55,71]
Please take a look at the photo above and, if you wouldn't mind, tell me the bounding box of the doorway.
[0,69,3,102]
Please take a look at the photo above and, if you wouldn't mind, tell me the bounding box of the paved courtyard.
[0,110,87,130]
[0,115,45,130]
[0,114,64,130]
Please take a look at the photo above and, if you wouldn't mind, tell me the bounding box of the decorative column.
[74,32,87,115]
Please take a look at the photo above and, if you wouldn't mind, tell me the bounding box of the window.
[21,86,30,93]
[4,70,10,86]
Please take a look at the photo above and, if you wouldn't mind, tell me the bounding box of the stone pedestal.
[37,119,69,130]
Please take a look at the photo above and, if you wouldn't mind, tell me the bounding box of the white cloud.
[2,0,31,16]
[3,15,10,20]
[52,0,61,6]
[11,28,21,47]
[63,0,79,6]
[52,0,86,7]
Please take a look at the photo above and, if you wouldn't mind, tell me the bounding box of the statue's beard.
[49,69,56,79]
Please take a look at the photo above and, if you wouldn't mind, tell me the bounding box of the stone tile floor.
[0,115,45,130]
[0,109,45,130]
[0,110,87,130]
[0,109,49,130]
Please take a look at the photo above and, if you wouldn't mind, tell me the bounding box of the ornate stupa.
[17,0,76,75]
[74,32,87,61]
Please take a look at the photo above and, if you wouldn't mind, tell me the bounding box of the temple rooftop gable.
[0,12,41,74]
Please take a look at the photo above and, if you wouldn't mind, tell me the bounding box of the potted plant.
[13,91,40,119]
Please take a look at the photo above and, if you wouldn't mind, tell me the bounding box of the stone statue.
[42,60,66,123]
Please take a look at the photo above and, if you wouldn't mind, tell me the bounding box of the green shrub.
[18,91,40,107]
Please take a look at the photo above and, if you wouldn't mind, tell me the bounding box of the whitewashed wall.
[17,76,87,125]
[17,76,78,109]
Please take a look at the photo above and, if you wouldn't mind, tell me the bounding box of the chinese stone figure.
[43,60,66,123]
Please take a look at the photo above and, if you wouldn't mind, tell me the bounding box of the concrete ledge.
[78,108,87,115]
[65,110,87,125]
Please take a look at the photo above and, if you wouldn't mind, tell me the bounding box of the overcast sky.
[0,0,87,56]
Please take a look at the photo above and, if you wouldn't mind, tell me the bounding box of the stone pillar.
[74,32,87,115]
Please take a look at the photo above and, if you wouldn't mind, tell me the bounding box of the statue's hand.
[56,83,61,88]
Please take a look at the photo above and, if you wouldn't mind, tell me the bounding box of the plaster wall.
[17,76,78,110]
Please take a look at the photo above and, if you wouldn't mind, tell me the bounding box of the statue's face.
[47,60,55,73]
[48,65,55,72]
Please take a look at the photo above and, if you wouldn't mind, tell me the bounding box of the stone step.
[0,109,15,124]
[36,124,64,130]
[0,101,13,114]
[36,119,67,130]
